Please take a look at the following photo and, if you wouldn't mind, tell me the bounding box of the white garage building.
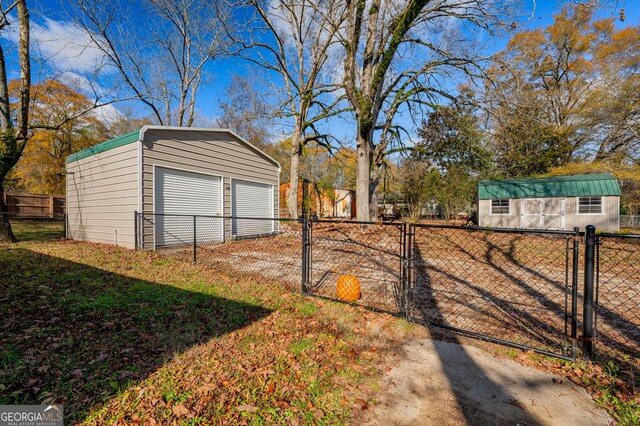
[66,126,280,249]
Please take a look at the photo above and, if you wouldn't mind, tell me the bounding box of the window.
[578,197,602,214]
[491,199,510,215]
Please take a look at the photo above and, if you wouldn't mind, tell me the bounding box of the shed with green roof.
[477,174,620,231]
[65,126,281,248]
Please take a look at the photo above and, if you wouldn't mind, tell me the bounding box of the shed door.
[520,198,565,230]
[232,180,274,238]
[155,167,223,246]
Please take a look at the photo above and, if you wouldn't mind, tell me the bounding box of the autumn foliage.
[8,80,108,194]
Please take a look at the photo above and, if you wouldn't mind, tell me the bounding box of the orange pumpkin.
[337,275,360,302]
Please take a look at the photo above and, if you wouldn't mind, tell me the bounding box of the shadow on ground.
[0,247,271,423]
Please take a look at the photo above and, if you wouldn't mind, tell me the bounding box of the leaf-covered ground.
[0,240,421,424]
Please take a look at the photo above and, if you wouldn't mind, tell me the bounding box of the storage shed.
[478,174,621,232]
[66,126,281,249]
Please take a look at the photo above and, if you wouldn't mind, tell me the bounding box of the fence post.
[134,211,138,250]
[570,227,579,356]
[583,224,596,360]
[301,218,308,293]
[193,215,197,264]
[405,224,414,321]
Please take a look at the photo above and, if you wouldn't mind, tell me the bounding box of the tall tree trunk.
[0,179,16,242]
[355,127,374,221]
[0,0,29,242]
[288,117,303,219]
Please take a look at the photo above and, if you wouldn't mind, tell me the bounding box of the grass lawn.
[0,240,417,424]
[10,219,65,242]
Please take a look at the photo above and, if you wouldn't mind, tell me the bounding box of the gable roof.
[65,126,281,170]
[478,174,621,200]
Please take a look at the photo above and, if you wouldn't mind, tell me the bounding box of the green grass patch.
[0,240,394,424]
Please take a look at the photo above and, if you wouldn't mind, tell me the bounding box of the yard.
[2,229,638,424]
[0,239,418,424]
[168,220,639,364]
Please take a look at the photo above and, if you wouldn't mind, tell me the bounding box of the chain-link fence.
[620,215,640,229]
[409,225,578,359]
[596,234,640,368]
[0,214,66,242]
[136,213,303,289]
[134,214,639,363]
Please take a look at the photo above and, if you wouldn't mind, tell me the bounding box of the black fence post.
[570,227,579,357]
[193,215,197,264]
[63,212,68,239]
[134,211,138,250]
[583,224,596,360]
[406,224,414,322]
[401,223,409,321]
[301,218,308,293]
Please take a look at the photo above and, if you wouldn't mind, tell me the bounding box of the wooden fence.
[3,192,65,218]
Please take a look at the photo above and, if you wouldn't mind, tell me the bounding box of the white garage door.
[232,180,274,238]
[155,167,223,246]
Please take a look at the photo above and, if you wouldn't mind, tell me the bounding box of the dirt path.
[365,339,611,425]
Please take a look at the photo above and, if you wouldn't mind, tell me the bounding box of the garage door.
[232,180,274,238]
[155,167,223,246]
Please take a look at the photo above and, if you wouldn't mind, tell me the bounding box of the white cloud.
[3,15,107,74]
[90,103,123,125]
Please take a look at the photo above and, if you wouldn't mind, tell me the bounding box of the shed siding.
[66,142,138,248]
[565,195,619,231]
[479,196,619,231]
[478,198,521,228]
[141,129,279,247]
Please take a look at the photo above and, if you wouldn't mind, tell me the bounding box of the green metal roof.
[65,129,141,164]
[478,174,621,200]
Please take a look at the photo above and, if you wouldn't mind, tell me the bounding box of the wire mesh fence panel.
[620,215,640,229]
[308,220,405,315]
[409,225,576,358]
[194,217,302,289]
[596,235,640,367]
[1,215,66,242]
[140,214,303,289]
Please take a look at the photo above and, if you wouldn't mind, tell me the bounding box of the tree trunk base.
[0,216,17,243]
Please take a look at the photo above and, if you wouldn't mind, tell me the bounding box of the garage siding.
[141,129,279,248]
[66,143,138,248]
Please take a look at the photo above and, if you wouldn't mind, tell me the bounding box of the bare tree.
[340,0,514,220]
[227,0,348,218]
[214,74,275,149]
[69,0,228,126]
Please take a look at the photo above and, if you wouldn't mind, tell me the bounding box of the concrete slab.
[365,339,611,425]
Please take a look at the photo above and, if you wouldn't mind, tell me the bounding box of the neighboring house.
[478,174,621,232]
[279,181,356,218]
[66,126,281,249]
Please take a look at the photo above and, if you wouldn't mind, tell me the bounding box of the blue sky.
[5,0,640,143]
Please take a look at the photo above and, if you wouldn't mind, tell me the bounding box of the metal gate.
[301,219,578,360]
[407,224,578,360]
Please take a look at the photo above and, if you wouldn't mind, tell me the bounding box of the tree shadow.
[0,247,272,424]
[411,242,543,425]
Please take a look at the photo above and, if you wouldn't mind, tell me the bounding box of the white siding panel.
[154,167,223,246]
[66,143,138,248]
[232,180,274,237]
